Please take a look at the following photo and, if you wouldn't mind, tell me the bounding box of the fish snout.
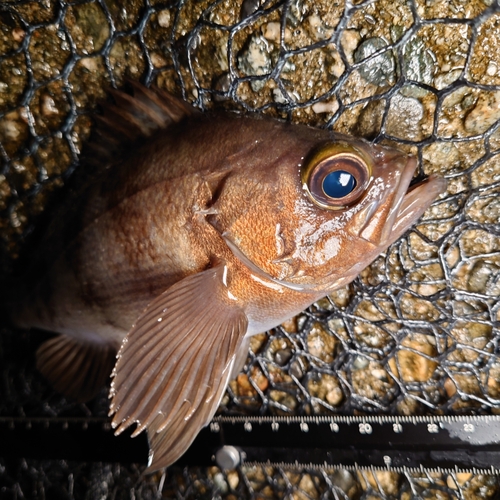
[347,155,418,246]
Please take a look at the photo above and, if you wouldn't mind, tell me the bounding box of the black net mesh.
[1,0,500,498]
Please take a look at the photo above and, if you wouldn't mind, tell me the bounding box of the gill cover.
[301,143,372,209]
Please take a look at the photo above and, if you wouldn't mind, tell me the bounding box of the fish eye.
[301,143,372,210]
[322,170,356,198]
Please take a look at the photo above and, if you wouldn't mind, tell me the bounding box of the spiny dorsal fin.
[85,80,197,167]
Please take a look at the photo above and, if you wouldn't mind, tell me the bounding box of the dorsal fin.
[85,80,197,167]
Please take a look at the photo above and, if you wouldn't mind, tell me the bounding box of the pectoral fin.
[108,264,248,471]
[36,335,117,402]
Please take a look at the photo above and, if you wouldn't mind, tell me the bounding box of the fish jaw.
[387,172,447,245]
[349,154,447,248]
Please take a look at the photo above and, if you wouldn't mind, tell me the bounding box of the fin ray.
[109,264,248,470]
[36,335,117,403]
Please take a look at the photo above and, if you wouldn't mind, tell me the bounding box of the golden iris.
[301,142,372,209]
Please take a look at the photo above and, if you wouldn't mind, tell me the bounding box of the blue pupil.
[322,170,356,199]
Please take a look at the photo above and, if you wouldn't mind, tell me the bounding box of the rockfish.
[7,81,446,470]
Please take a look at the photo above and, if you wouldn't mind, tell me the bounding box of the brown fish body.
[10,84,446,469]
[15,114,332,338]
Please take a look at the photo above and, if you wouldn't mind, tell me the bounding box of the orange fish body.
[9,83,446,469]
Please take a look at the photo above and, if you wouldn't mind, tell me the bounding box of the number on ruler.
[330,423,339,432]
[464,423,475,432]
[393,423,403,433]
[244,422,252,432]
[359,423,372,434]
[427,423,439,433]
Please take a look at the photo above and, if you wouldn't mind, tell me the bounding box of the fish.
[6,80,446,470]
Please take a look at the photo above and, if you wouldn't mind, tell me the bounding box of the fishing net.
[1,0,500,497]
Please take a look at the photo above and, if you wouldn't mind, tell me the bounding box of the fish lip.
[386,158,447,245]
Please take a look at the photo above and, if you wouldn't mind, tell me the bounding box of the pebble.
[289,358,304,379]
[467,261,500,294]
[487,62,498,76]
[311,99,338,114]
[341,30,360,63]
[237,34,273,91]
[403,36,435,85]
[240,0,260,20]
[12,28,25,42]
[306,14,333,41]
[274,348,292,366]
[41,94,59,116]
[157,10,171,28]
[262,22,279,42]
[464,90,500,134]
[354,37,395,86]
[386,92,424,140]
[79,57,98,72]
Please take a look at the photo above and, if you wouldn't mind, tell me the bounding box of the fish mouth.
[383,156,447,246]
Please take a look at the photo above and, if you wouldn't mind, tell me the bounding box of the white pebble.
[158,10,171,28]
[487,62,498,76]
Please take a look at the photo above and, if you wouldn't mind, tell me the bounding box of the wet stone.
[269,390,297,413]
[306,322,337,364]
[36,135,73,179]
[286,0,306,27]
[65,3,110,55]
[351,99,384,140]
[0,14,25,55]
[403,34,435,85]
[353,37,395,86]
[466,188,500,225]
[358,470,400,497]
[266,337,293,365]
[353,322,390,349]
[109,36,145,81]
[157,9,171,28]
[191,27,229,88]
[400,293,441,321]
[8,157,38,195]
[459,229,500,258]
[237,34,273,92]
[464,90,500,135]
[308,372,343,410]
[422,139,485,177]
[385,93,424,141]
[240,0,260,20]
[471,155,500,189]
[467,261,500,295]
[289,357,306,379]
[437,85,479,138]
[390,334,438,383]
[467,13,500,85]
[274,348,292,366]
[31,81,71,135]
[352,361,393,402]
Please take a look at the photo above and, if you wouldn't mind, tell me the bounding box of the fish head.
[208,123,446,294]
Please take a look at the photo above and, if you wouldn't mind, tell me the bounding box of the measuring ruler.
[2,415,500,474]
